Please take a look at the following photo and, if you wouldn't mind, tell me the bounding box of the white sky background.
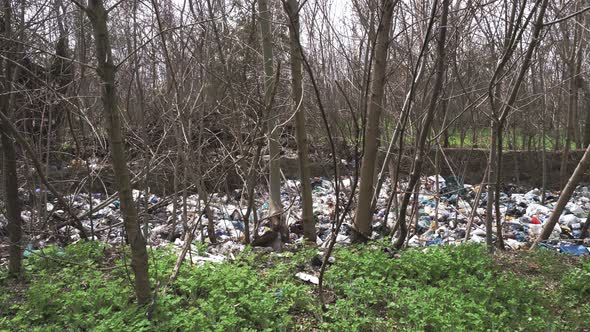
[22,0,576,62]
[21,0,565,85]
[166,0,355,43]
[160,0,360,71]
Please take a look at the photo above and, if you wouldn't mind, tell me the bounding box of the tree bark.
[352,0,395,242]
[534,142,590,245]
[85,0,151,305]
[259,0,287,247]
[1,0,22,278]
[559,8,582,186]
[285,0,315,242]
[489,0,549,251]
[394,0,449,249]
[560,61,576,187]
[535,52,548,204]
[584,89,590,147]
[1,125,23,277]
[485,125,496,251]
[494,122,504,250]
[580,208,590,239]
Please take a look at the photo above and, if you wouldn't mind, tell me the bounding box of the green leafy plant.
[2,242,589,331]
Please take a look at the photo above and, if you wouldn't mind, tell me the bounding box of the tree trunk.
[535,52,548,204]
[242,142,263,244]
[584,90,590,147]
[1,0,22,278]
[573,44,583,149]
[1,123,23,278]
[285,0,315,243]
[534,142,590,245]
[433,145,441,230]
[490,0,549,251]
[197,179,217,244]
[2,133,22,277]
[559,15,582,184]
[541,88,548,204]
[86,0,151,305]
[580,208,590,239]
[560,61,576,187]
[352,0,395,242]
[494,123,504,250]
[259,0,286,248]
[393,0,449,249]
[485,121,497,251]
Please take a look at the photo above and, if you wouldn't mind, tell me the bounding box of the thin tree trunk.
[573,44,583,149]
[85,0,151,305]
[559,14,582,183]
[259,0,286,248]
[433,137,441,230]
[393,0,449,249]
[242,142,263,244]
[534,142,590,246]
[560,61,576,187]
[382,156,399,226]
[464,166,488,241]
[490,0,549,251]
[0,0,22,278]
[494,123,504,250]
[536,53,548,204]
[168,159,180,241]
[1,126,22,277]
[352,0,395,242]
[584,90,590,147]
[285,0,315,242]
[197,179,217,244]
[485,121,497,251]
[580,208,590,239]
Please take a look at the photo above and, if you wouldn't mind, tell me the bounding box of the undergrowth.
[1,242,589,331]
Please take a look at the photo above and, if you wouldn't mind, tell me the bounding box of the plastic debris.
[295,272,319,285]
[559,244,589,256]
[2,173,590,270]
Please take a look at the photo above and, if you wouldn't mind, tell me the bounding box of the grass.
[1,241,589,331]
[330,115,580,153]
[443,128,579,150]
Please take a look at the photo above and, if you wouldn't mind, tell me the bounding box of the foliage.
[1,242,589,331]
[444,128,577,150]
[322,244,551,331]
[558,259,590,329]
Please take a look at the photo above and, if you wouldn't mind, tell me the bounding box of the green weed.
[1,242,589,331]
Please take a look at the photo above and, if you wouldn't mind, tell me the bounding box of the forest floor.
[1,241,589,331]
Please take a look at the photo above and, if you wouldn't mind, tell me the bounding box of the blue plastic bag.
[559,244,589,256]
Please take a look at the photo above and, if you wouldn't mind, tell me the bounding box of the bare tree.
[352,0,396,242]
[393,0,449,249]
[1,0,23,277]
[258,0,287,248]
[77,0,151,305]
[285,0,315,243]
[534,141,590,246]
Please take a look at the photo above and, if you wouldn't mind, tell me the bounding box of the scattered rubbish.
[23,243,36,258]
[2,174,590,267]
[426,237,443,246]
[190,253,226,264]
[559,244,589,256]
[295,272,319,285]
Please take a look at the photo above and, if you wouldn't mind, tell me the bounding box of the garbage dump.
[2,175,590,266]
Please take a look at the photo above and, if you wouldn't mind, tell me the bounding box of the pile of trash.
[2,175,590,265]
[390,176,590,255]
